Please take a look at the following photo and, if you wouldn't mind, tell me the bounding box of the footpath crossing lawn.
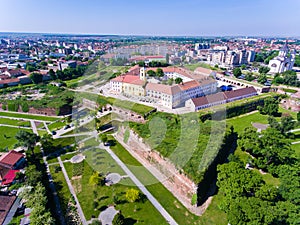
[63,160,168,224]
[109,136,227,225]
[0,111,59,121]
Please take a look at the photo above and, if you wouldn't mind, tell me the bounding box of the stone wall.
[115,126,204,215]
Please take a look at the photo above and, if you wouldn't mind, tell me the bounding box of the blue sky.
[1,0,299,36]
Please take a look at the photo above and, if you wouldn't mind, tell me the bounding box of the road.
[99,143,178,225]
[58,157,87,225]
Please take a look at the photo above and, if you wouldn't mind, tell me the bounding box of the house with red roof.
[0,150,25,185]
[110,65,217,108]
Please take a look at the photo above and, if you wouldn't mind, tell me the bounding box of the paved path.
[0,124,32,129]
[3,197,21,225]
[58,157,87,225]
[290,128,300,133]
[30,120,38,135]
[100,143,178,225]
[292,141,300,145]
[44,121,52,134]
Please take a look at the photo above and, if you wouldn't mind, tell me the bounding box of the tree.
[268,116,281,131]
[49,69,56,80]
[268,115,295,135]
[156,68,164,77]
[25,165,43,186]
[297,111,300,123]
[30,72,43,84]
[21,183,54,225]
[89,172,104,186]
[91,220,102,225]
[175,77,183,84]
[26,64,36,72]
[241,64,246,70]
[112,212,125,225]
[233,67,242,78]
[167,78,174,85]
[15,130,40,155]
[258,97,278,116]
[100,134,108,145]
[259,66,270,74]
[257,74,267,84]
[146,70,156,77]
[125,188,140,203]
[280,114,296,134]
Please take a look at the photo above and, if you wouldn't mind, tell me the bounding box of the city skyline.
[1,0,300,36]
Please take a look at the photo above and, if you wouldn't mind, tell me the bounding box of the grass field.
[0,126,33,149]
[109,136,227,225]
[0,111,59,121]
[60,152,78,161]
[292,143,300,156]
[63,160,168,224]
[184,62,213,71]
[48,121,67,131]
[0,118,31,127]
[83,146,125,175]
[227,111,269,134]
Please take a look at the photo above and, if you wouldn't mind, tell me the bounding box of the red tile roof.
[178,80,200,91]
[146,83,181,95]
[1,169,19,185]
[111,75,145,86]
[0,150,24,168]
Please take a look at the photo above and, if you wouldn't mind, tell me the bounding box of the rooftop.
[0,150,24,168]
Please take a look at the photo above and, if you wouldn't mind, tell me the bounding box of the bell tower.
[139,67,146,81]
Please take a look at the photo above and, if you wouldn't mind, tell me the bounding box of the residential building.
[186,87,257,111]
[110,66,217,108]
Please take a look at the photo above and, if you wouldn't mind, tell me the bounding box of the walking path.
[44,121,52,134]
[0,124,32,129]
[99,143,178,225]
[30,120,38,135]
[58,157,87,225]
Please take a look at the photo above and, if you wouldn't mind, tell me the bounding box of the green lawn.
[60,152,78,161]
[0,126,33,149]
[83,147,125,175]
[47,157,59,164]
[48,121,67,131]
[109,136,227,225]
[292,143,300,156]
[0,111,59,121]
[184,63,213,71]
[38,129,48,137]
[0,118,31,127]
[227,111,269,134]
[64,161,168,224]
